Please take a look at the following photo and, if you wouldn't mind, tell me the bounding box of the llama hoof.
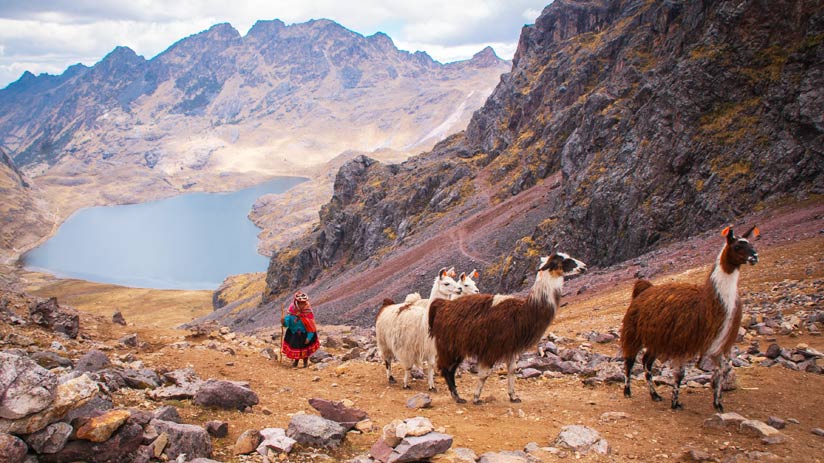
[671,401,683,410]
[714,402,724,413]
[388,376,397,384]
[402,385,411,390]
[623,387,632,398]
[650,392,663,402]
[429,387,437,392]
[454,397,467,404]
[509,397,522,403]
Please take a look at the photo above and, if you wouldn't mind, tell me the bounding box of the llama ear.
[742,225,760,239]
[471,270,479,280]
[459,272,467,282]
[721,226,731,237]
[439,267,448,279]
[447,266,457,277]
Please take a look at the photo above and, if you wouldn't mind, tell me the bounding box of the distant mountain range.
[0,20,511,262]
[0,18,509,258]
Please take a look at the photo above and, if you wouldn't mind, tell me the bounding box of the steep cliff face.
[259,0,822,326]
[0,148,53,263]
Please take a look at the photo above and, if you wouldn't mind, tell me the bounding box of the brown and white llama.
[621,225,759,412]
[428,252,587,404]
[375,268,461,390]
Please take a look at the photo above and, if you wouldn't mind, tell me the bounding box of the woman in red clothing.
[281,291,320,368]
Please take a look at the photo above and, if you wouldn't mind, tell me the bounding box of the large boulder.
[0,374,99,434]
[0,352,58,419]
[149,368,202,401]
[149,419,212,460]
[193,379,258,410]
[28,297,79,339]
[75,350,112,373]
[286,414,346,448]
[387,432,453,463]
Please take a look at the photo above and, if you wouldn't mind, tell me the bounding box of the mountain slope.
[241,0,822,328]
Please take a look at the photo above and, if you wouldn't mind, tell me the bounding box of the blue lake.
[23,177,307,290]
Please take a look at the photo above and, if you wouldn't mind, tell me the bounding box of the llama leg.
[427,364,437,392]
[384,359,396,384]
[402,367,411,390]
[623,354,637,398]
[671,364,685,410]
[642,351,662,402]
[472,364,492,405]
[442,361,466,403]
[711,356,729,412]
[506,357,521,403]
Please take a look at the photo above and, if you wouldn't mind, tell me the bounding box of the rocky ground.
[1,220,823,462]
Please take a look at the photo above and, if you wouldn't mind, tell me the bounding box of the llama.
[457,270,480,296]
[429,252,587,404]
[620,225,759,412]
[375,268,461,390]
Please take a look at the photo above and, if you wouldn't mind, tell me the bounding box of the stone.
[811,428,824,437]
[39,422,143,463]
[370,438,394,462]
[149,419,212,460]
[233,429,262,455]
[119,368,161,389]
[193,379,259,410]
[257,428,297,455]
[153,405,182,423]
[118,334,139,347]
[75,409,131,442]
[401,416,435,437]
[553,425,609,455]
[703,412,748,429]
[25,421,73,454]
[478,450,530,462]
[0,352,58,419]
[599,411,630,422]
[764,343,781,359]
[739,420,781,439]
[75,350,112,373]
[287,414,346,448]
[761,434,788,445]
[28,297,79,339]
[309,398,369,429]
[0,433,27,463]
[405,393,433,409]
[684,449,715,461]
[388,432,453,463]
[766,416,786,429]
[519,368,542,379]
[151,432,169,458]
[451,447,479,462]
[112,311,127,325]
[205,420,229,438]
[355,419,376,432]
[0,373,99,434]
[29,351,73,370]
[382,420,404,447]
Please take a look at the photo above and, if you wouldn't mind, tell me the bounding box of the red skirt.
[282,329,320,360]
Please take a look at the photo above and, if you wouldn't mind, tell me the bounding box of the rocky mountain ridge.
[251,0,823,328]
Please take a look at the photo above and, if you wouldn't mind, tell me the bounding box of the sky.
[0,0,552,89]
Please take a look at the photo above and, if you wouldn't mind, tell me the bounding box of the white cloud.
[0,0,551,88]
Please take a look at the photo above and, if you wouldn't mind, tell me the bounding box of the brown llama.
[428,252,587,404]
[621,225,760,412]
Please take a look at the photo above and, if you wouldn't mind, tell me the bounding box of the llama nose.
[748,253,759,264]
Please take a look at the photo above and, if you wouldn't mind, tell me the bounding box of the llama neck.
[429,281,446,300]
[526,271,563,315]
[706,245,740,356]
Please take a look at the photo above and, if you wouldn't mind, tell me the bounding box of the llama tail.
[632,280,653,299]
[404,292,422,303]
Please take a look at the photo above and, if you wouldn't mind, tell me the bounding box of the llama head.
[432,267,462,299]
[722,225,759,267]
[458,270,480,296]
[539,252,587,277]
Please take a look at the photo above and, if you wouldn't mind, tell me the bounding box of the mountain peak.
[468,46,504,67]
